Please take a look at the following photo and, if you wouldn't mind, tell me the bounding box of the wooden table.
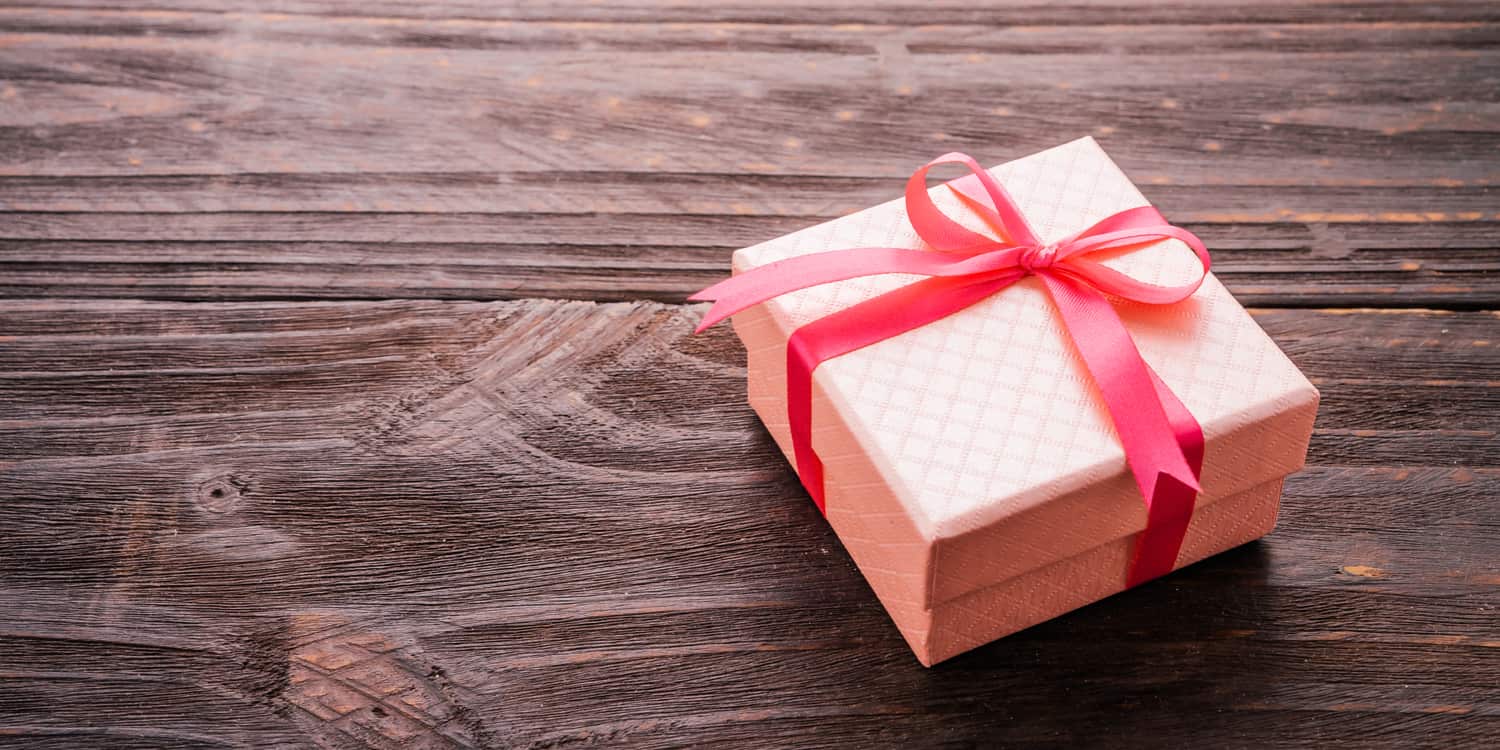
[2,2,1496,747]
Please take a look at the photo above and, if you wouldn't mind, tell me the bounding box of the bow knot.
[1019,242,1060,273]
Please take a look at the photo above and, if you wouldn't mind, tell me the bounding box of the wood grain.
[0,1,1497,748]
[1,3,1498,306]
[1,300,1496,749]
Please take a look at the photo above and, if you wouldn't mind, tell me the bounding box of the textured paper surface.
[902,477,1284,665]
[729,137,1318,663]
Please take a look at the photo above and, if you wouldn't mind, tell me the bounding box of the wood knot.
[196,474,247,513]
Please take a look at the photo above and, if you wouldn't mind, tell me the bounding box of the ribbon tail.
[1148,365,1205,474]
[786,273,1022,511]
[689,248,920,332]
[690,246,1030,333]
[1038,273,1202,587]
[1127,364,1206,586]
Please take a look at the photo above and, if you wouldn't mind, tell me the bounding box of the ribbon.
[691,153,1211,587]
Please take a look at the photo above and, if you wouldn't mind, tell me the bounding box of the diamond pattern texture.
[729,137,1319,664]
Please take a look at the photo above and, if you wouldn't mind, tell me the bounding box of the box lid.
[730,137,1319,609]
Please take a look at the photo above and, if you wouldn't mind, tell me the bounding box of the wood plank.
[0,220,1495,306]
[9,0,1500,26]
[6,6,1500,56]
[2,6,1495,305]
[2,16,1494,182]
[0,299,1495,748]
[0,7,1495,181]
[3,174,1496,215]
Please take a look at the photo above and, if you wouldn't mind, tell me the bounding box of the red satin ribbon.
[692,152,1211,587]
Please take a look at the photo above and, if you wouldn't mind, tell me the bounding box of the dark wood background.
[1,1,1497,748]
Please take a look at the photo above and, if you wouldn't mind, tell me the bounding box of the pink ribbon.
[692,153,1211,587]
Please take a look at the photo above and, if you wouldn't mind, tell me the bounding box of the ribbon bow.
[692,152,1211,587]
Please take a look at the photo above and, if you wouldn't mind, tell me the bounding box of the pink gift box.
[724,137,1319,666]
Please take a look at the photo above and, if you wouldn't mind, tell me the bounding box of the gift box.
[696,137,1319,666]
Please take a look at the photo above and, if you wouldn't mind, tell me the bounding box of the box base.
[887,477,1283,666]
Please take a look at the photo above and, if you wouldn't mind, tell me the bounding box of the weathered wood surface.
[0,2,1496,748]
[3,3,1499,307]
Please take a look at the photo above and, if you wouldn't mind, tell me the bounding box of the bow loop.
[1055,220,1211,305]
[906,153,1040,253]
